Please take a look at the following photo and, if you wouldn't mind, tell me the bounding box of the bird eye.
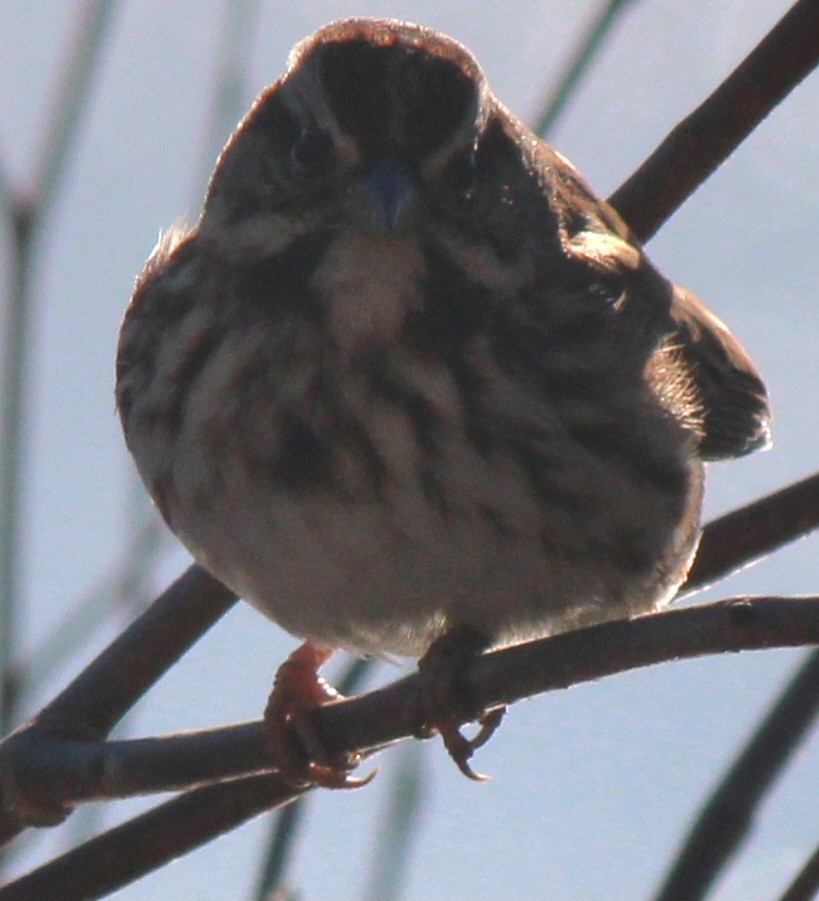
[445,147,478,200]
[290,126,334,176]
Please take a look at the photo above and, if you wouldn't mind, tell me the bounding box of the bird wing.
[668,283,771,460]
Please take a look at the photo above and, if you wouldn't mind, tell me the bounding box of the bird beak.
[362,156,416,232]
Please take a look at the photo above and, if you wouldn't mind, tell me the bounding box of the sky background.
[1,1,818,899]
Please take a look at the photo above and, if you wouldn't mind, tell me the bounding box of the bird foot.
[264,642,375,789]
[415,625,507,780]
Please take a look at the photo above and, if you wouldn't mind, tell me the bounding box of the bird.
[115,17,770,784]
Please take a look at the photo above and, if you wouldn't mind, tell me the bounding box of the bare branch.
[609,0,819,241]
[683,472,819,594]
[1,594,817,828]
[0,775,305,901]
[653,648,819,901]
[322,596,819,759]
[1,594,818,896]
[40,565,236,736]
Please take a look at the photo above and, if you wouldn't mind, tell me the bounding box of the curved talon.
[298,759,378,790]
[437,707,506,781]
[416,625,508,779]
[265,642,374,790]
[439,721,490,782]
[470,706,506,751]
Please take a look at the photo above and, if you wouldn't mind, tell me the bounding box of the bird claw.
[436,706,506,781]
[416,625,507,780]
[264,642,376,790]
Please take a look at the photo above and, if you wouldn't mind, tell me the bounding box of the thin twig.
[33,0,119,218]
[533,0,638,137]
[0,0,119,736]
[609,0,819,241]
[683,472,819,594]
[653,649,819,901]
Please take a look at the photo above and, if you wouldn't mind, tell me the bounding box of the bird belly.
[168,435,704,658]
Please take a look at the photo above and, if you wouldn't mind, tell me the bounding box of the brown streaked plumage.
[116,18,770,781]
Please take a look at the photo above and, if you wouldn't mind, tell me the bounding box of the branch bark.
[1,595,818,814]
[609,0,819,241]
[2,595,819,900]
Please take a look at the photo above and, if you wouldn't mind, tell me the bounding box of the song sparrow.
[116,18,770,782]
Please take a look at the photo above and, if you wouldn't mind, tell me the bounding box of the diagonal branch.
[776,840,819,901]
[609,0,819,241]
[653,648,819,901]
[39,565,236,737]
[532,0,639,138]
[0,775,305,901]
[683,471,819,594]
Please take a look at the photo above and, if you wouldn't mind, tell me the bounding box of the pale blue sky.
[2,2,818,899]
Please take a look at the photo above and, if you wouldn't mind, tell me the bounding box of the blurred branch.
[533,0,638,137]
[33,0,119,219]
[776,841,819,901]
[0,0,119,736]
[609,0,819,242]
[9,517,164,708]
[252,801,302,901]
[253,656,374,901]
[0,143,13,219]
[0,774,306,901]
[363,743,426,901]
[653,649,819,901]
[0,208,35,738]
